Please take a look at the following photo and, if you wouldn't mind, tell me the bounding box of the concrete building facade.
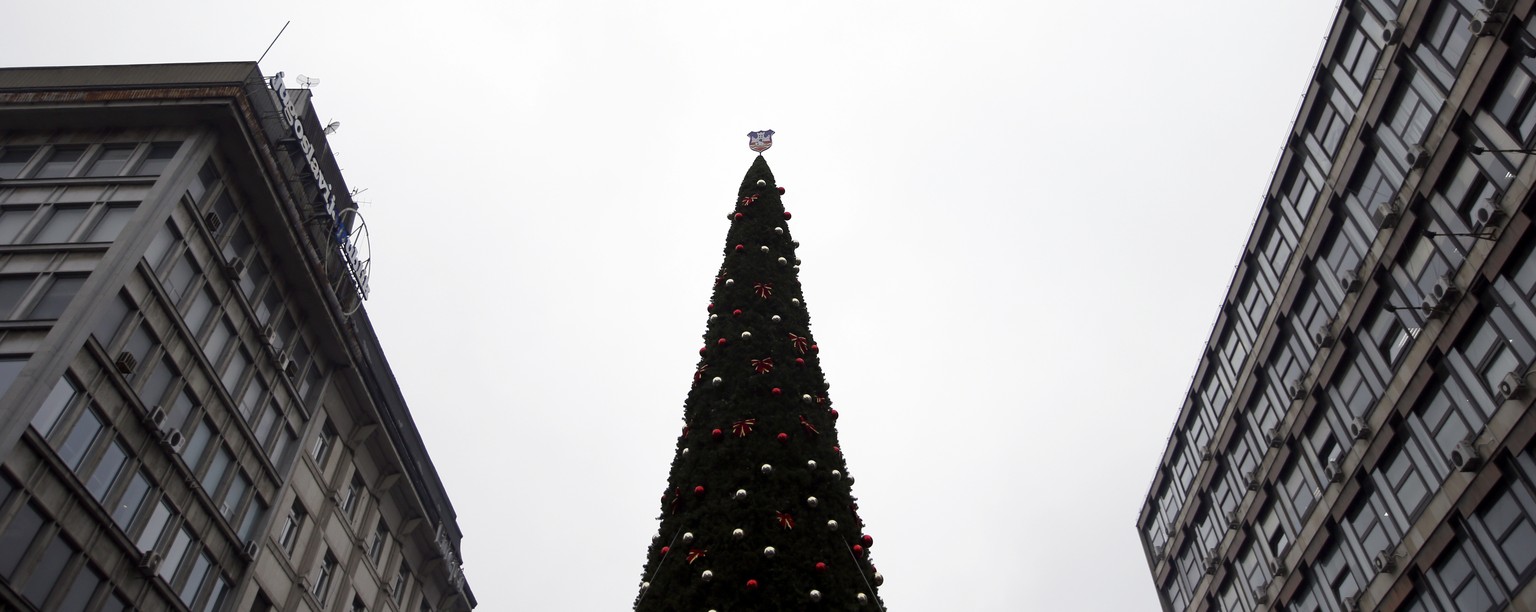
[0,63,475,612]
[1138,1,1536,610]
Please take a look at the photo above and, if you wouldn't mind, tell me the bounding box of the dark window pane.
[134,142,180,176]
[0,146,38,179]
[0,276,35,318]
[111,470,150,529]
[0,503,44,577]
[85,440,128,501]
[86,145,135,177]
[34,147,84,179]
[21,535,74,604]
[87,205,136,242]
[57,564,102,612]
[56,409,102,469]
[0,206,37,243]
[30,376,78,436]
[28,275,86,319]
[0,357,29,403]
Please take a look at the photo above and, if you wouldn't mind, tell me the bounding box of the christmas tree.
[634,151,885,611]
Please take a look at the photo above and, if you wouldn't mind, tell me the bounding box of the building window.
[343,472,364,517]
[34,147,85,179]
[393,565,409,605]
[25,275,85,320]
[29,375,79,436]
[133,142,180,176]
[86,145,137,177]
[313,421,336,468]
[351,595,367,612]
[313,552,336,605]
[0,146,38,179]
[370,521,388,565]
[279,502,305,555]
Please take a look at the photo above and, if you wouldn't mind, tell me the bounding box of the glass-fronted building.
[1139,1,1536,610]
[0,63,475,612]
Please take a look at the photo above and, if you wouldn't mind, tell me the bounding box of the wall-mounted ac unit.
[1373,548,1397,572]
[223,256,246,280]
[1151,543,1166,564]
[1314,316,1338,348]
[1255,581,1272,604]
[1452,436,1483,472]
[1374,199,1403,228]
[1343,594,1363,612]
[1204,554,1221,575]
[1432,272,1460,302]
[282,356,299,380]
[1421,294,1452,318]
[1326,458,1346,483]
[1381,21,1403,44]
[144,407,167,429]
[242,540,261,560]
[203,211,223,234]
[158,428,184,450]
[1246,470,1262,491]
[1405,145,1430,169]
[1269,558,1287,577]
[138,551,163,574]
[1227,510,1242,529]
[1339,269,1362,293]
[1349,417,1371,441]
[1265,427,1284,448]
[1497,368,1528,402]
[114,351,138,375]
[1201,444,1215,461]
[1472,193,1506,229]
[1470,9,1505,36]
[1287,378,1309,401]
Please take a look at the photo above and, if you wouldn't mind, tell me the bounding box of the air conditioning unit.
[282,357,299,380]
[1151,543,1166,563]
[1452,436,1484,472]
[1340,268,1363,293]
[1405,145,1430,169]
[1201,444,1215,460]
[1373,548,1397,572]
[1246,470,1262,491]
[1287,378,1309,401]
[1432,272,1460,302]
[143,407,167,429]
[1421,295,1451,318]
[1204,554,1221,575]
[1265,427,1284,448]
[1497,368,1528,401]
[223,256,246,280]
[1374,199,1403,228]
[1255,581,1272,604]
[138,550,163,574]
[158,428,184,450]
[114,351,138,375]
[203,211,223,234]
[1227,510,1242,529]
[242,540,261,560]
[1326,458,1346,483]
[1382,21,1403,44]
[1472,194,1507,229]
[1269,558,1287,577]
[1470,9,1505,36]
[1314,316,1338,348]
[1343,594,1363,612]
[1349,417,1371,441]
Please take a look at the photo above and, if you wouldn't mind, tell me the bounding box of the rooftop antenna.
[257,20,290,65]
[296,74,320,88]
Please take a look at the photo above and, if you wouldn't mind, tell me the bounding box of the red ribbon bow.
[732,419,757,438]
[752,358,775,374]
[753,283,773,299]
[788,333,810,354]
[799,415,819,435]
[740,195,758,206]
[686,548,708,564]
[694,363,708,385]
[776,511,796,530]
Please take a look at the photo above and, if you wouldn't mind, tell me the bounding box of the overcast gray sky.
[4,1,1341,609]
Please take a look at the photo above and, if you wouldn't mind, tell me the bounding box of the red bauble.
[815,562,827,573]
[810,344,819,352]
[708,303,714,311]
[700,346,707,356]
[853,544,864,557]
[783,211,792,220]
[746,579,759,591]
[733,309,743,317]
[861,534,873,548]
[718,338,728,346]
[694,485,705,496]
[734,212,744,220]
[771,387,782,396]
[661,546,670,556]
[712,428,724,441]
[829,408,839,419]
[735,244,745,252]
[795,357,805,366]
[776,433,789,443]
[777,186,786,194]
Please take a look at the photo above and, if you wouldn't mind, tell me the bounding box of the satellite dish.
[296,74,320,88]
[324,121,341,135]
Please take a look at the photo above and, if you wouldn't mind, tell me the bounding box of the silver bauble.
[832,470,842,480]
[711,376,723,387]
[771,315,782,323]
[802,394,813,403]
[641,582,650,591]
[809,590,822,602]
[793,266,800,271]
[734,489,747,501]
[732,528,745,540]
[710,314,718,321]
[806,496,819,508]
[756,179,767,186]
[701,570,714,582]
[724,278,735,286]
[761,463,773,475]
[681,448,690,456]
[827,519,839,531]
[778,257,788,265]
[763,546,776,558]
[806,459,817,470]
[775,226,784,234]
[858,593,869,604]
[792,298,801,305]
[873,572,884,586]
[741,331,752,340]
[760,245,770,253]
[682,532,695,544]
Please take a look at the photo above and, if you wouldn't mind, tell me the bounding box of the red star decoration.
[751,358,775,374]
[775,511,796,530]
[788,333,810,354]
[753,283,773,299]
[731,418,757,438]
